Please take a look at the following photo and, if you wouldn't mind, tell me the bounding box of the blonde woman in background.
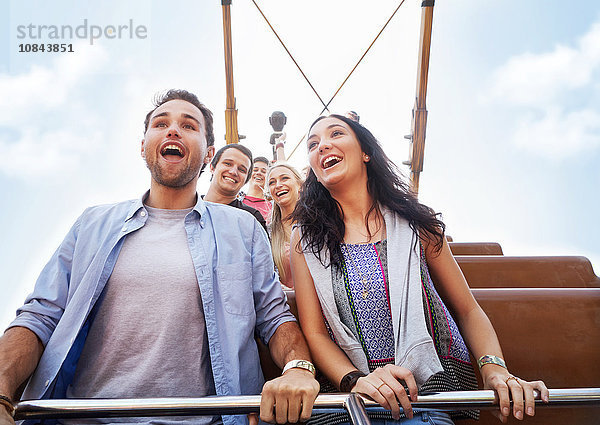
[268,162,304,289]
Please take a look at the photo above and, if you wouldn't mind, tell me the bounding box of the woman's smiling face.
[306,116,367,190]
[268,166,301,208]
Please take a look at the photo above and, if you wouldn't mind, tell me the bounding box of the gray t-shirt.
[64,206,218,425]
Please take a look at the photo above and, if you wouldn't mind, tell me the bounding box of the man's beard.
[146,159,201,188]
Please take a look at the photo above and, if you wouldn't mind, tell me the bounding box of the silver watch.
[282,359,316,376]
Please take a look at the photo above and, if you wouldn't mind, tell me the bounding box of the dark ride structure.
[11,1,600,424]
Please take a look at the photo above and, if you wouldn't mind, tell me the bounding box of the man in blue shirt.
[0,90,319,425]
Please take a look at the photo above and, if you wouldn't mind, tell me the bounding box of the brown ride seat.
[449,242,504,256]
[463,287,600,424]
[456,255,600,288]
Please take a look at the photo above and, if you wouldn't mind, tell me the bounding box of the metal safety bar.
[14,388,600,425]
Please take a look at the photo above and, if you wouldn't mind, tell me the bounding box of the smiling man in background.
[203,144,268,233]
[243,156,273,225]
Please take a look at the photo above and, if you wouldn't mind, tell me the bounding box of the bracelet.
[477,354,507,370]
[0,395,14,418]
[340,370,366,393]
[282,359,316,377]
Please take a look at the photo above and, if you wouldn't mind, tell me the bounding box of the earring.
[364,155,370,162]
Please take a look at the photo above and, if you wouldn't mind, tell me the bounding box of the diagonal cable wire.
[319,0,407,115]
[250,0,329,112]
[288,0,408,160]
[286,134,306,160]
[251,0,408,160]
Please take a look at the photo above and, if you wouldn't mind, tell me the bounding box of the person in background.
[204,144,268,233]
[267,162,303,289]
[291,114,548,425]
[345,110,360,122]
[243,156,273,224]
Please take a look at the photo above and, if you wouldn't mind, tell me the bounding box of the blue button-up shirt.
[10,193,295,425]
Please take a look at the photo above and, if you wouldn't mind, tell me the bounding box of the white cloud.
[513,107,600,157]
[0,127,103,178]
[486,21,600,159]
[489,22,600,104]
[0,43,108,119]
[0,43,108,178]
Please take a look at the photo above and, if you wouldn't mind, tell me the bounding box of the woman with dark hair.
[291,115,548,425]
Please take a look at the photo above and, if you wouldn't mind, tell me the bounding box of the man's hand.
[259,368,319,424]
[0,327,44,425]
[0,406,15,425]
[262,322,318,423]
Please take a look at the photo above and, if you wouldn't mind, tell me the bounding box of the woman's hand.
[352,364,417,420]
[481,364,549,422]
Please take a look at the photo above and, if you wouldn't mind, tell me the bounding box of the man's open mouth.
[224,176,237,184]
[160,143,184,160]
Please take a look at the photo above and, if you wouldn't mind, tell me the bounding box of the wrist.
[282,360,316,377]
[340,370,366,393]
[477,354,506,370]
[481,363,510,379]
[283,368,314,379]
[0,395,14,418]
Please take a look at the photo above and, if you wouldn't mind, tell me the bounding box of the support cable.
[250,0,329,112]
[289,0,408,159]
[286,134,305,160]
[319,0,407,115]
[251,0,408,160]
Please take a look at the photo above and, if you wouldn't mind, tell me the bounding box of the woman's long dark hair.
[292,114,445,267]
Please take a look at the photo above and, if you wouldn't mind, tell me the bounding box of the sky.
[1,0,599,330]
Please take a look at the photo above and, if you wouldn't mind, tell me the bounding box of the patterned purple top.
[340,242,395,366]
[308,240,479,425]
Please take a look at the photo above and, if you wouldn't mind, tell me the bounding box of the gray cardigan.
[302,208,443,386]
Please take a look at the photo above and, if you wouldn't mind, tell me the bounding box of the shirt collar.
[125,190,207,222]
[124,191,148,222]
[192,193,207,217]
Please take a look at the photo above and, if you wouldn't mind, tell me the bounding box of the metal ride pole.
[344,394,371,425]
[14,389,600,423]
[222,0,239,144]
[406,0,435,196]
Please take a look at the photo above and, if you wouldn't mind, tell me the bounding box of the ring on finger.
[376,382,387,390]
[505,375,518,385]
